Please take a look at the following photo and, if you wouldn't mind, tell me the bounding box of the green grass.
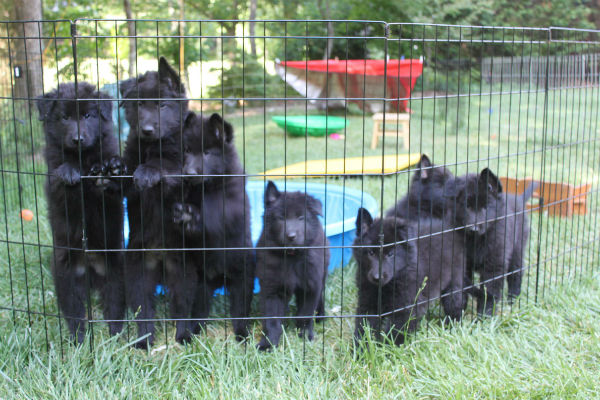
[0,86,599,397]
[0,275,599,398]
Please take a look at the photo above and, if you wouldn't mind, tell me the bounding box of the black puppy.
[446,168,536,314]
[256,181,330,350]
[120,57,189,348]
[387,154,455,220]
[353,208,467,345]
[172,112,255,342]
[37,82,125,343]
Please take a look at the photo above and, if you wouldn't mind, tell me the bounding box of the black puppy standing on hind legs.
[120,57,190,348]
[256,181,329,350]
[172,112,255,342]
[37,82,125,344]
[353,208,468,346]
[445,168,536,315]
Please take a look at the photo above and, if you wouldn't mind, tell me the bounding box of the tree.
[11,0,44,115]
[123,0,136,78]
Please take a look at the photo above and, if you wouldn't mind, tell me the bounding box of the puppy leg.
[354,286,381,344]
[315,291,325,323]
[190,280,213,335]
[101,252,126,336]
[478,260,506,316]
[225,249,255,341]
[507,245,524,302]
[166,255,198,344]
[258,292,287,350]
[53,254,87,344]
[441,278,467,322]
[125,252,158,349]
[294,288,320,341]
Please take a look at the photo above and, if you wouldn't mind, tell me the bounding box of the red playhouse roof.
[277,59,423,112]
[279,59,423,78]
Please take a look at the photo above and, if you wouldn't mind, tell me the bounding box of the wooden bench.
[371,112,410,150]
[500,177,591,217]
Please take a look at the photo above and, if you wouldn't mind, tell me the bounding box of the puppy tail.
[520,181,539,204]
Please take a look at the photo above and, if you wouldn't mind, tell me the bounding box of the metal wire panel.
[0,20,598,357]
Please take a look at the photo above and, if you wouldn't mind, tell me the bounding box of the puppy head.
[412,154,454,185]
[354,208,415,286]
[446,168,503,234]
[36,82,112,151]
[119,57,188,140]
[263,181,324,248]
[182,112,234,184]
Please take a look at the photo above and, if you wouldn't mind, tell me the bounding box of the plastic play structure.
[262,153,421,179]
[271,115,348,136]
[275,59,424,112]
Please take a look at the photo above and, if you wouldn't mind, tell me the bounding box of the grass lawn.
[0,85,598,397]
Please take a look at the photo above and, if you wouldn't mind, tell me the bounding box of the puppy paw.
[55,163,80,185]
[133,165,161,190]
[89,162,111,188]
[257,338,273,351]
[172,202,194,224]
[105,156,127,177]
[298,328,314,341]
[175,330,193,345]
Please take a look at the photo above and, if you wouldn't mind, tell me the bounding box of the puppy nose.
[71,136,81,145]
[370,270,380,281]
[184,166,200,176]
[286,231,297,241]
[141,125,154,136]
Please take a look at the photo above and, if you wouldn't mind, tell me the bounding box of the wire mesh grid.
[0,20,598,356]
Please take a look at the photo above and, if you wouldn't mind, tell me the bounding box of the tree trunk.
[11,0,43,116]
[249,0,257,56]
[316,0,334,60]
[123,0,136,78]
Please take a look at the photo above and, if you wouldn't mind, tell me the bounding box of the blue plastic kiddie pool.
[123,181,379,295]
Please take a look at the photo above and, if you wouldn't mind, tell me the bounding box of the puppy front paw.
[172,202,194,224]
[105,156,127,177]
[133,165,161,190]
[55,163,80,185]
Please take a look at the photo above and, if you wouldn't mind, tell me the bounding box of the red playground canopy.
[275,59,423,112]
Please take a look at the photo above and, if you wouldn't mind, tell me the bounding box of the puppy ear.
[36,90,58,121]
[118,77,136,108]
[208,113,234,143]
[416,154,432,180]
[184,110,196,128]
[356,207,373,235]
[97,91,113,122]
[265,181,280,207]
[307,195,323,217]
[158,57,184,94]
[479,168,503,196]
[392,218,411,242]
[119,77,136,98]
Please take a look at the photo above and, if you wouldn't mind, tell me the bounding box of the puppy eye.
[137,101,143,106]
[386,251,394,258]
[61,113,69,120]
[367,249,375,256]
[203,150,210,155]
[84,113,91,119]
[160,102,167,108]
[298,215,305,221]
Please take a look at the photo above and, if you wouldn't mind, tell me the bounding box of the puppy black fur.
[386,154,455,220]
[172,112,255,342]
[445,168,535,315]
[120,57,188,348]
[353,208,467,345]
[256,181,329,350]
[37,82,125,344]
